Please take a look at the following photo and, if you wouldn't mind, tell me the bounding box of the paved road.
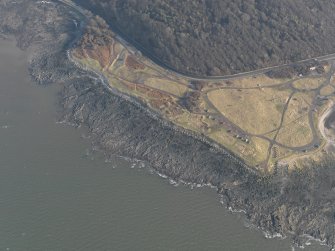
[197,62,335,167]
[55,0,335,168]
[56,0,335,82]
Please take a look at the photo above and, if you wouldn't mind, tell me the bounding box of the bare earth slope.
[74,0,335,76]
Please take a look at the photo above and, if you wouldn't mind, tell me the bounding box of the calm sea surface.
[0,39,327,251]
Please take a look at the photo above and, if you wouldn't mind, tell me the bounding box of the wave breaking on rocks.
[1,0,335,249]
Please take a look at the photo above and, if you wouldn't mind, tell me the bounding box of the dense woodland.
[75,0,335,76]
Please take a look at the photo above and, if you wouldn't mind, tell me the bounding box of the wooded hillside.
[74,0,335,76]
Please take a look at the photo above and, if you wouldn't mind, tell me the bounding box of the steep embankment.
[1,0,335,249]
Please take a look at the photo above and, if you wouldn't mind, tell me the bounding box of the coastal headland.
[72,14,335,172]
[2,0,335,249]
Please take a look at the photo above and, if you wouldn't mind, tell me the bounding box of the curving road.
[55,0,335,168]
[56,0,335,83]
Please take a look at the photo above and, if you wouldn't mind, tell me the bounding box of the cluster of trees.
[75,0,335,76]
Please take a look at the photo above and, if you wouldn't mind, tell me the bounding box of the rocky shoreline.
[1,0,335,249]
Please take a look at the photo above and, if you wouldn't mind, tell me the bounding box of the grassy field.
[272,146,294,163]
[208,129,266,165]
[207,88,290,135]
[320,85,335,96]
[277,114,313,147]
[145,78,189,97]
[283,92,313,123]
[293,77,325,90]
[73,25,335,171]
[228,75,288,88]
[250,137,271,163]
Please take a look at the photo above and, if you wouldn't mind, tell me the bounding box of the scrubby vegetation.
[4,1,335,248]
[75,0,335,76]
[72,16,335,169]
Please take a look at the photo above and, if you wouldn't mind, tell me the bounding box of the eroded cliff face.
[1,0,335,249]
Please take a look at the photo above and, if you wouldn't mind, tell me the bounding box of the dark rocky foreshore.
[1,0,335,249]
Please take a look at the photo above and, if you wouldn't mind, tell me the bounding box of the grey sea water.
[0,38,327,251]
